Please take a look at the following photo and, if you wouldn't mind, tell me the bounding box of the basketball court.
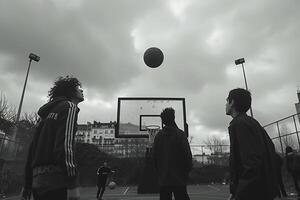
[78,185,300,200]
[5,185,227,200]
[5,184,300,200]
[79,184,229,200]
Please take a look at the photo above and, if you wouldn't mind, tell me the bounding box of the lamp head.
[235,58,245,65]
[29,53,40,62]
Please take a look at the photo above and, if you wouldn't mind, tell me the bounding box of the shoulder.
[175,128,186,138]
[230,115,252,128]
[155,130,163,138]
[60,100,77,108]
[56,101,78,112]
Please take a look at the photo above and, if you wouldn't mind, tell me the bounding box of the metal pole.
[16,59,32,123]
[276,122,284,154]
[241,63,254,118]
[11,59,32,141]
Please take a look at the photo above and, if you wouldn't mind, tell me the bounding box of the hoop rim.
[145,125,161,130]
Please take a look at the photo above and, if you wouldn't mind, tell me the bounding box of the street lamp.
[12,53,40,140]
[234,58,254,117]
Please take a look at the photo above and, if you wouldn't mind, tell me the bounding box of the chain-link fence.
[263,113,300,154]
[0,137,28,196]
[190,144,229,166]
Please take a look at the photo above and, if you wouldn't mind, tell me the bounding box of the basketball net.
[146,125,160,147]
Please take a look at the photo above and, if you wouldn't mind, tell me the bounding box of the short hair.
[286,146,293,154]
[160,107,175,125]
[48,76,81,101]
[228,88,251,113]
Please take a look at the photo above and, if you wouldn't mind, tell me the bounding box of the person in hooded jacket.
[21,76,84,200]
[152,107,193,200]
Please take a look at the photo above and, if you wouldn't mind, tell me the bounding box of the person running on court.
[96,161,114,200]
[226,88,278,200]
[153,107,193,200]
[22,76,84,200]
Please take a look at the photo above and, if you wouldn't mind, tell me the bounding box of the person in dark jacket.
[275,152,287,197]
[96,161,114,200]
[152,107,193,200]
[22,76,84,200]
[226,88,278,200]
[286,146,300,196]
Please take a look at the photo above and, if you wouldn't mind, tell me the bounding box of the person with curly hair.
[22,76,84,200]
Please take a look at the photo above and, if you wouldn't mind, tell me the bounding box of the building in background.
[75,121,148,158]
[112,137,148,158]
[295,89,300,114]
[76,121,115,145]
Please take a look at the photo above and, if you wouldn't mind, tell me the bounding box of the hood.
[38,97,69,119]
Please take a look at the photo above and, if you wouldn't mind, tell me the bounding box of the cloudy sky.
[1,0,299,144]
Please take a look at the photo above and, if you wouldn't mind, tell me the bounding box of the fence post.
[276,122,284,154]
[292,115,300,150]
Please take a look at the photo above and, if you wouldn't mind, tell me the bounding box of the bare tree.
[21,112,40,128]
[0,92,16,122]
[280,124,297,150]
[203,135,228,154]
[0,92,16,133]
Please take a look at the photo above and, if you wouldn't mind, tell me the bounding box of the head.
[48,76,84,104]
[160,107,175,126]
[103,161,107,167]
[286,146,293,154]
[226,88,251,116]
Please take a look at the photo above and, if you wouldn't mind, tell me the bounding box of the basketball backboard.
[115,97,188,138]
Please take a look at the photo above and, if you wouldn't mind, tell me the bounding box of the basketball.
[143,47,164,68]
[108,181,116,189]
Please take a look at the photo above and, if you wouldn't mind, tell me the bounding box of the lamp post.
[234,58,253,117]
[11,53,40,141]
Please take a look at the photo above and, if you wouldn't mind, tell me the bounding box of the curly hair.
[228,88,251,113]
[48,76,82,101]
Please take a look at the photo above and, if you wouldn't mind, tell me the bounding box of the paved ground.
[79,184,229,200]
[4,184,300,200]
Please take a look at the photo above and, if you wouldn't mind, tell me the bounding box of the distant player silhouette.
[275,152,287,198]
[286,146,300,196]
[96,161,113,200]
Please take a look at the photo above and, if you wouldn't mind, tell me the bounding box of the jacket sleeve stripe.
[65,102,73,176]
[69,102,76,175]
[70,102,76,175]
[69,102,77,176]
[64,102,77,176]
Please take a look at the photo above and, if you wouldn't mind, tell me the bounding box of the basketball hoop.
[146,125,160,146]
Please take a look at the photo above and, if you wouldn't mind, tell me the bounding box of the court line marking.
[123,187,130,195]
[208,185,221,191]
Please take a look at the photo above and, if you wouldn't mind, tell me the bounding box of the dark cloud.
[1,0,300,143]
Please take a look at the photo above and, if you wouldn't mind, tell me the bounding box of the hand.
[20,187,31,200]
[67,187,80,200]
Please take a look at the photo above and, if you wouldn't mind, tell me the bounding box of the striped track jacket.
[24,97,80,190]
